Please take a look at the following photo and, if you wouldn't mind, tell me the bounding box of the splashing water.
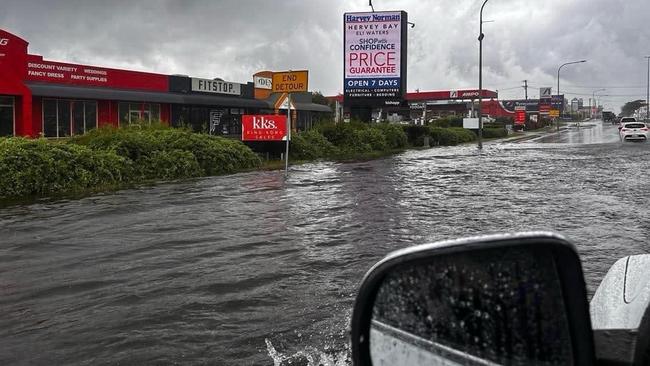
[266,338,350,366]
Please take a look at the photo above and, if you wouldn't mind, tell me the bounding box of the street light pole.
[645,56,650,122]
[556,59,587,131]
[477,0,488,150]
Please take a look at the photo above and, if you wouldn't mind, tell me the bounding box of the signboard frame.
[191,77,242,96]
[271,70,308,93]
[254,75,272,90]
[343,10,408,106]
[241,114,288,141]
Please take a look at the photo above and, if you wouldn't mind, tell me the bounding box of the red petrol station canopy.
[406,89,498,101]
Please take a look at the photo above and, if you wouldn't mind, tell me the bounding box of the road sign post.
[285,93,291,175]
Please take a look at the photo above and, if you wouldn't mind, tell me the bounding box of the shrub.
[154,130,261,175]
[373,123,408,149]
[448,116,464,128]
[402,125,430,146]
[448,128,477,143]
[0,138,131,198]
[481,127,508,139]
[71,125,261,176]
[290,129,337,160]
[358,128,388,151]
[496,116,514,124]
[316,122,364,146]
[336,130,372,156]
[429,118,450,128]
[429,127,460,146]
[136,149,202,180]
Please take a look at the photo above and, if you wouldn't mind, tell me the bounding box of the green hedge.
[0,125,262,200]
[312,122,407,158]
[481,128,508,138]
[290,129,337,160]
[374,123,408,149]
[71,125,261,176]
[402,125,430,146]
[357,128,388,151]
[0,138,131,198]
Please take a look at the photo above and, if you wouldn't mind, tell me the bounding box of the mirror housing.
[351,232,595,366]
[591,255,650,365]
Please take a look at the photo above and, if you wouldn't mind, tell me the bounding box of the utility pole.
[523,80,528,100]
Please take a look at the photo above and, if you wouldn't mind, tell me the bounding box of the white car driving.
[619,121,649,141]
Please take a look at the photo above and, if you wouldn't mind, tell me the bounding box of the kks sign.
[242,115,288,141]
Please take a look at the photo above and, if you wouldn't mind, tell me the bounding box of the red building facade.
[1,29,323,138]
[0,29,178,137]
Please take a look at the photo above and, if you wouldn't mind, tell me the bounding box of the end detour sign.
[272,70,308,93]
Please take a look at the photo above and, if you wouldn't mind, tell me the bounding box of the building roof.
[27,82,269,108]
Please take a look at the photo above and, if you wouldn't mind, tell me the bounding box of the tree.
[312,91,331,106]
[621,99,647,117]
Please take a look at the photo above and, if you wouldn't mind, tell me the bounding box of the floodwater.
[1,121,649,365]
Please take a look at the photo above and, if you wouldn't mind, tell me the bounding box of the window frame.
[42,98,98,138]
[0,96,16,137]
[119,102,161,125]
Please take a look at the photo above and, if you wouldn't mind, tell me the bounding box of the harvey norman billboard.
[344,11,407,103]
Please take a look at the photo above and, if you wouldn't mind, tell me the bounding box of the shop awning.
[292,102,332,113]
[26,83,268,108]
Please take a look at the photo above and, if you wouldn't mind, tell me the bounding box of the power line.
[560,91,646,97]
[558,85,646,89]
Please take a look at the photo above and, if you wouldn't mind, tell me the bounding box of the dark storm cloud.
[2,0,648,111]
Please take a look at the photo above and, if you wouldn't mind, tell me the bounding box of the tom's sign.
[241,115,288,141]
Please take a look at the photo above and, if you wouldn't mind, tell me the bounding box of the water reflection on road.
[530,120,621,144]
[1,120,649,365]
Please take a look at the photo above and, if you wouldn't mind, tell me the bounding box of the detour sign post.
[272,70,309,176]
[272,70,308,93]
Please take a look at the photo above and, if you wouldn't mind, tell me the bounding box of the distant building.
[571,98,580,112]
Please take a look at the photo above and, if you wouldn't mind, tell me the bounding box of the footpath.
[494,126,572,144]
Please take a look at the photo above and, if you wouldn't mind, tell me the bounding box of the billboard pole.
[285,93,291,176]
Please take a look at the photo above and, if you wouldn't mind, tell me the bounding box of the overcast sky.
[3,0,649,112]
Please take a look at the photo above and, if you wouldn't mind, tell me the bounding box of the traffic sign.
[549,109,560,117]
[272,70,308,93]
[539,103,551,115]
[515,110,526,124]
[540,87,552,99]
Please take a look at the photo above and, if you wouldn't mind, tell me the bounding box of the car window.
[620,118,636,123]
[623,123,645,129]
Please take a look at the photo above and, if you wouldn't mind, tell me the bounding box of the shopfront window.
[0,96,15,137]
[118,102,161,125]
[43,99,97,138]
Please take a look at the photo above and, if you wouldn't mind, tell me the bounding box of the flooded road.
[1,121,649,365]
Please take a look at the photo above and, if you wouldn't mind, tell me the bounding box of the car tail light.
[641,128,649,131]
[621,128,629,131]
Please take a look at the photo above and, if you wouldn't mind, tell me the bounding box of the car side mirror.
[350,232,595,366]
